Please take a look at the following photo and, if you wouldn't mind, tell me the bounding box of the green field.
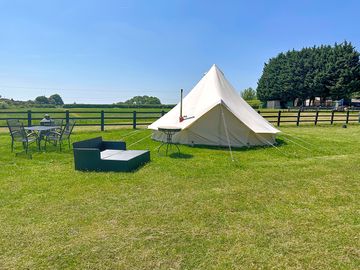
[0,125,359,269]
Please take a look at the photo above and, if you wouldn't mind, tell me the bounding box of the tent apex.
[210,64,224,75]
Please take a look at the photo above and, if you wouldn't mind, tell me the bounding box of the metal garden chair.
[51,119,64,131]
[44,120,75,151]
[41,118,64,139]
[7,119,39,154]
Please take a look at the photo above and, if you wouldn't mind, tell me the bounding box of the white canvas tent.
[148,64,280,147]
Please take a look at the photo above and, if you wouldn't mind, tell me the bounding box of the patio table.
[24,126,59,132]
[24,126,59,150]
[157,126,182,156]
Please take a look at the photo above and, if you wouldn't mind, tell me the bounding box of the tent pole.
[220,104,234,162]
[180,89,183,121]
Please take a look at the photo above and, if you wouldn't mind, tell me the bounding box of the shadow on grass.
[40,143,73,154]
[14,151,33,159]
[186,138,287,153]
[169,152,194,159]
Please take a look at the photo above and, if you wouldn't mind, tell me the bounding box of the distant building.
[351,99,360,107]
[267,100,281,109]
[305,97,332,107]
[333,98,360,109]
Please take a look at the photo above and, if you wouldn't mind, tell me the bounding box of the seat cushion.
[100,149,125,160]
[101,150,148,161]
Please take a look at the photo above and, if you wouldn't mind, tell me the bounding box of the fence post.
[330,110,334,124]
[27,110,32,127]
[277,110,281,127]
[133,111,137,129]
[101,110,105,131]
[314,109,319,125]
[346,110,350,124]
[65,110,70,125]
[161,110,165,116]
[296,109,301,126]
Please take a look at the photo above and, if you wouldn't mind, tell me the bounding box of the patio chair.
[44,120,75,151]
[51,119,64,132]
[7,119,39,154]
[37,118,64,141]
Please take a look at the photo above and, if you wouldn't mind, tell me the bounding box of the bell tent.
[148,64,280,147]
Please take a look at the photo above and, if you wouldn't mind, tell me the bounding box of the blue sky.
[0,0,359,104]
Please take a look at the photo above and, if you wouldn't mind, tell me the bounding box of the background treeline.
[119,95,161,105]
[257,41,360,106]
[0,94,63,109]
[34,94,64,105]
[0,94,171,109]
[65,95,171,108]
[63,103,175,109]
[240,87,261,109]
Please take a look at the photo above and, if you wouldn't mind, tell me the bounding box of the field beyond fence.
[0,108,359,130]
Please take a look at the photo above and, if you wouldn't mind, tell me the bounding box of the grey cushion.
[100,149,124,159]
[101,150,148,161]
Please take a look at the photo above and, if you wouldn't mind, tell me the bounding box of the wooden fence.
[260,110,360,126]
[0,110,166,130]
[0,109,359,130]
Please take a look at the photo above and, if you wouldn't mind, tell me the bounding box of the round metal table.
[157,126,182,155]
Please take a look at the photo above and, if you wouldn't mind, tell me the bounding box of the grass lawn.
[0,125,359,269]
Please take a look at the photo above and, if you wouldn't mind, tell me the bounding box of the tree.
[123,95,161,105]
[257,41,360,106]
[327,42,360,100]
[241,87,257,100]
[351,91,360,98]
[0,101,9,109]
[35,96,49,104]
[49,94,64,105]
